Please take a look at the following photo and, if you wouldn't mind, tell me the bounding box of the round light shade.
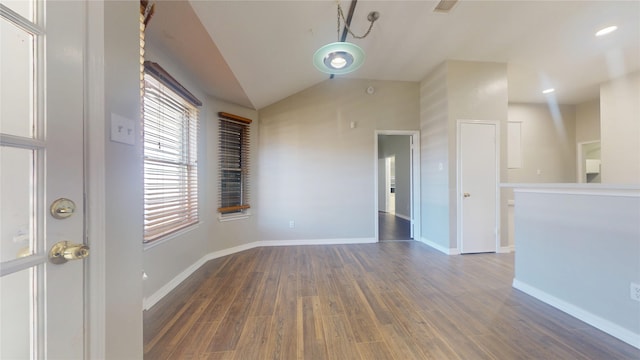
[313,42,365,75]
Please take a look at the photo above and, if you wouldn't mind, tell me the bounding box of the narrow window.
[218,112,251,216]
[142,62,201,242]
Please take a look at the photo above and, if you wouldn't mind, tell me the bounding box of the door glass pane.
[0,268,35,359]
[0,146,34,262]
[0,0,34,22]
[0,17,34,138]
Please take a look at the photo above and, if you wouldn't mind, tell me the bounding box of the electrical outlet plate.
[630,282,640,302]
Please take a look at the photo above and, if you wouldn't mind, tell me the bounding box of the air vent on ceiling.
[434,0,459,13]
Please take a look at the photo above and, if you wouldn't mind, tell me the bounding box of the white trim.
[0,255,47,277]
[260,238,375,247]
[513,187,640,198]
[143,237,376,310]
[456,120,501,254]
[576,140,600,183]
[217,212,251,222]
[513,279,640,350]
[418,237,460,255]
[374,130,421,242]
[85,1,106,358]
[395,213,411,221]
[497,245,514,253]
[501,183,640,191]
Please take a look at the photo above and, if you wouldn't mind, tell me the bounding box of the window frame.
[217,112,252,220]
[142,62,201,243]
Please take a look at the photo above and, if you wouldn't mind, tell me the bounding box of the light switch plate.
[111,113,135,145]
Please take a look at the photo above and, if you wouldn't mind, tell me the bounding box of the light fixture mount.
[313,1,379,75]
[314,42,365,74]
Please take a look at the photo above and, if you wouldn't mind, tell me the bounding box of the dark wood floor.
[378,212,412,241]
[144,242,639,359]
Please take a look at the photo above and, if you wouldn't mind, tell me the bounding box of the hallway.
[378,211,412,241]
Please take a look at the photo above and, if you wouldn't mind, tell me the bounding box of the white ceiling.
[146,0,640,110]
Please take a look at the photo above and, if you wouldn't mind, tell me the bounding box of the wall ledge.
[143,238,376,310]
[513,279,640,350]
[502,183,639,197]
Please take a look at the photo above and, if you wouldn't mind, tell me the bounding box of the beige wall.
[142,35,258,303]
[419,63,450,249]
[420,61,508,250]
[600,72,640,184]
[508,103,577,183]
[576,99,600,144]
[103,1,143,357]
[447,61,509,249]
[258,79,419,241]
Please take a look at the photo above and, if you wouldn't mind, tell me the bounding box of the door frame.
[374,130,421,242]
[576,140,600,183]
[86,1,107,358]
[456,120,500,253]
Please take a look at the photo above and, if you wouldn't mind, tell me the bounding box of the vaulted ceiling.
[146,0,640,110]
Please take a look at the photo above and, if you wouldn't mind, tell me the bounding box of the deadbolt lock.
[49,241,89,264]
[50,198,76,219]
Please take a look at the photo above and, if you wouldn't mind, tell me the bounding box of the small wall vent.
[434,0,459,13]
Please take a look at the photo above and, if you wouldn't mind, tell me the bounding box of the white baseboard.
[498,245,514,253]
[259,238,376,246]
[418,237,460,255]
[513,279,640,350]
[143,238,376,310]
[395,213,411,221]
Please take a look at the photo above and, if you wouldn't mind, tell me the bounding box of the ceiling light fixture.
[313,2,379,75]
[542,88,555,94]
[595,25,618,37]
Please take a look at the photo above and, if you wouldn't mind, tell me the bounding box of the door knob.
[49,241,89,264]
[463,192,471,198]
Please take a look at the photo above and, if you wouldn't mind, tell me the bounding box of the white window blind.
[218,112,251,215]
[143,66,200,242]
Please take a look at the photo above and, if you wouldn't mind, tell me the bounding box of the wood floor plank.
[264,272,297,360]
[231,315,272,360]
[168,320,220,359]
[144,242,640,360]
[298,296,329,359]
[206,271,264,352]
[355,341,394,360]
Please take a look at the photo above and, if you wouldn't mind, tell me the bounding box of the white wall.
[600,72,640,184]
[378,135,411,218]
[507,103,577,183]
[103,1,143,357]
[258,79,419,242]
[513,187,640,347]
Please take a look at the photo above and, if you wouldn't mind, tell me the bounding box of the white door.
[1,1,87,358]
[459,121,498,254]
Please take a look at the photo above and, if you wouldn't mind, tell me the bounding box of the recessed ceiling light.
[595,25,618,37]
[542,88,555,94]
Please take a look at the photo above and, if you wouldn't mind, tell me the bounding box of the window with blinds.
[142,64,201,242]
[218,112,251,215]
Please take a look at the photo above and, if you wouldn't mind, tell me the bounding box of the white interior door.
[459,121,498,254]
[1,1,87,358]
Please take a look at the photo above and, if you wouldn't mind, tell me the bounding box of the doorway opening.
[577,140,601,183]
[375,131,420,242]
